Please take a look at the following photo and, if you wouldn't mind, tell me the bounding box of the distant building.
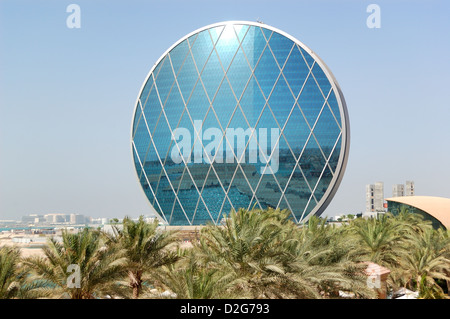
[366,184,374,212]
[44,213,70,224]
[405,181,415,196]
[21,214,43,224]
[70,214,85,225]
[366,182,384,212]
[362,211,385,219]
[392,184,404,197]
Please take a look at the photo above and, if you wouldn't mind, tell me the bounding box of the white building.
[70,214,85,225]
[366,182,384,212]
[405,181,415,196]
[392,184,404,197]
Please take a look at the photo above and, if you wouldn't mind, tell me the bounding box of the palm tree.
[109,216,179,299]
[0,246,49,299]
[23,228,124,299]
[154,249,241,299]
[393,207,432,236]
[194,208,374,298]
[347,213,405,268]
[397,227,450,298]
[293,216,376,298]
[195,208,291,296]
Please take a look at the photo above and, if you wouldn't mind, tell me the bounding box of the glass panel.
[327,136,341,174]
[277,194,296,223]
[253,45,280,98]
[268,76,295,129]
[298,137,326,200]
[154,57,176,106]
[200,50,225,100]
[268,31,294,68]
[228,167,254,211]
[239,75,266,128]
[151,59,164,81]
[233,24,249,42]
[141,141,163,204]
[202,107,223,163]
[173,109,194,162]
[260,27,273,42]
[142,86,163,137]
[301,197,317,222]
[283,45,310,98]
[190,30,214,72]
[227,47,253,99]
[169,39,190,77]
[192,197,212,225]
[185,81,210,121]
[186,128,210,190]
[313,164,333,205]
[174,171,200,224]
[132,103,143,140]
[226,106,253,164]
[141,137,164,186]
[132,145,143,180]
[298,45,315,69]
[199,170,227,223]
[326,90,342,128]
[170,198,189,225]
[176,52,199,102]
[154,173,177,222]
[313,101,341,159]
[285,164,313,221]
[212,80,238,130]
[247,195,263,211]
[252,104,279,187]
[218,196,235,222]
[240,26,267,70]
[253,172,282,210]
[139,77,155,109]
[283,103,310,161]
[139,173,159,213]
[215,24,240,71]
[151,109,174,163]
[297,75,324,127]
[164,152,184,191]
[163,89,185,130]
[311,63,331,97]
[133,120,151,164]
[209,26,225,45]
[275,135,296,191]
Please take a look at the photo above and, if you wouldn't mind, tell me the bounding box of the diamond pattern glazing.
[132,22,349,225]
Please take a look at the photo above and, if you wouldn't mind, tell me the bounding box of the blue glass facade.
[132,22,349,225]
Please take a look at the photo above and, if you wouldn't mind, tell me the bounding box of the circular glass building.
[131,21,350,225]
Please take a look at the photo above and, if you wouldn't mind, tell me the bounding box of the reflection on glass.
[132,23,347,225]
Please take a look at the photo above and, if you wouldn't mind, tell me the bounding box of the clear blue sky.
[1,0,449,220]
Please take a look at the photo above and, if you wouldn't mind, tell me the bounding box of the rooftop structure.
[386,196,450,229]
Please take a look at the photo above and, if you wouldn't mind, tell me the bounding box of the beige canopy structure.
[386,196,450,229]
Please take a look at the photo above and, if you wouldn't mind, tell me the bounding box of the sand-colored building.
[386,196,450,229]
